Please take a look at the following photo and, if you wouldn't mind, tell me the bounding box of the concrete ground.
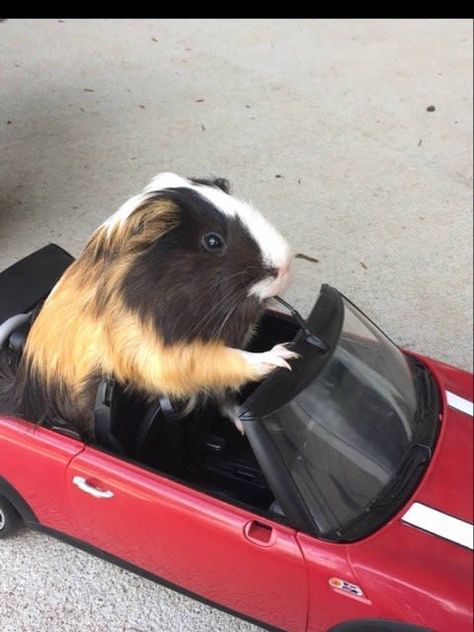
[0,18,472,632]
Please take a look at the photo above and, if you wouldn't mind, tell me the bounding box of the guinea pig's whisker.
[212,284,250,338]
[185,286,242,338]
[213,293,247,340]
[184,269,254,338]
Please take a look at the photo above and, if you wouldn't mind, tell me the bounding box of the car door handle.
[243,520,276,547]
[72,476,114,499]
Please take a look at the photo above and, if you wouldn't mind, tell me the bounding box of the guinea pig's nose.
[266,266,279,278]
[267,264,290,279]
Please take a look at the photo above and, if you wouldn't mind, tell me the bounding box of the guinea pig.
[3,173,296,440]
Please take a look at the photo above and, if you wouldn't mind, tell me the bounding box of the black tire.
[328,620,434,632]
[0,494,22,538]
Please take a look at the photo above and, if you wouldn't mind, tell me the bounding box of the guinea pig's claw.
[273,342,299,358]
[240,343,299,378]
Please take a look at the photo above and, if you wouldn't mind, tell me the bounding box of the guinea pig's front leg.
[138,341,298,400]
[217,343,298,434]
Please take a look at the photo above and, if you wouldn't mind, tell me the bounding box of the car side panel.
[299,519,472,632]
[347,520,472,632]
[297,534,376,632]
[0,416,84,537]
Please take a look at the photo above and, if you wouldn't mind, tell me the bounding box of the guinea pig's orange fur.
[23,198,261,411]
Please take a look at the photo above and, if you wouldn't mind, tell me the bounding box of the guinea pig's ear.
[190,177,231,194]
[212,178,231,194]
[85,197,179,260]
[123,198,180,253]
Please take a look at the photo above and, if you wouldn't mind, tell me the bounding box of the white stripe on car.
[446,391,473,417]
[402,502,473,550]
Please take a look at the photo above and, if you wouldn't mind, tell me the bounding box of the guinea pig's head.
[92,173,292,347]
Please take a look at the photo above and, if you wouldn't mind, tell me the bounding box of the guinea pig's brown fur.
[1,173,295,439]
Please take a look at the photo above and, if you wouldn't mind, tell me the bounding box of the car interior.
[0,245,299,520]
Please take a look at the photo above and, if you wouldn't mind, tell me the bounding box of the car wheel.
[328,620,433,632]
[0,494,22,538]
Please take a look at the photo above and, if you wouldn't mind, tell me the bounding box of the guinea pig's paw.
[268,343,300,369]
[240,344,299,378]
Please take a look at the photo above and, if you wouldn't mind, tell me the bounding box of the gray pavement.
[0,18,472,632]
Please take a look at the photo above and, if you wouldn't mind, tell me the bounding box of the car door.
[67,445,308,632]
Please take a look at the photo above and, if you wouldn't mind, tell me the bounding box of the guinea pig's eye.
[202,232,225,251]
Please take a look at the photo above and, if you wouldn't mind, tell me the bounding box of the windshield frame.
[240,285,439,541]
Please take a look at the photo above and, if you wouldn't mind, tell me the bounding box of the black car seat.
[0,244,74,352]
[0,244,74,325]
[93,377,154,457]
[93,376,191,475]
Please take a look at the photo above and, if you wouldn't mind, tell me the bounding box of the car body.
[0,245,472,632]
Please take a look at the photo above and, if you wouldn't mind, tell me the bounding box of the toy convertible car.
[0,245,472,632]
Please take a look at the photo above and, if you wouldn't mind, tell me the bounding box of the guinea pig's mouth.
[248,263,292,301]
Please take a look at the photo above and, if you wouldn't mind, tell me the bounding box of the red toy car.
[0,245,472,632]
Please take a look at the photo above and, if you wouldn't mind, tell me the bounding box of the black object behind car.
[0,244,73,324]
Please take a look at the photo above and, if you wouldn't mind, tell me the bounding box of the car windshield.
[260,297,418,536]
